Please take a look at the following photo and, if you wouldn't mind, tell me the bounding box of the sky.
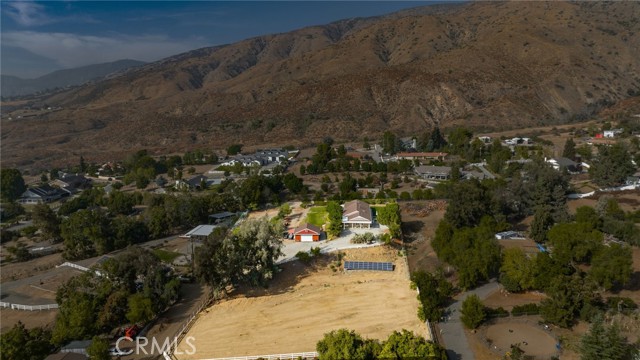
[1,1,438,78]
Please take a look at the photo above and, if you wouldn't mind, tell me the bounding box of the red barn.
[293,223,323,242]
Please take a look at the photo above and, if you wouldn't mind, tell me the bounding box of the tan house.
[342,200,373,228]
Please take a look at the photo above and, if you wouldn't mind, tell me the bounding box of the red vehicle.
[125,325,140,339]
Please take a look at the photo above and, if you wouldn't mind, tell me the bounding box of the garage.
[299,235,315,242]
[293,223,324,242]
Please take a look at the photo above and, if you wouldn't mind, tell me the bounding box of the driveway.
[277,226,388,264]
[438,280,501,360]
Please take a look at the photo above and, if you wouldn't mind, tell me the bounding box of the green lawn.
[153,249,182,263]
[305,206,328,227]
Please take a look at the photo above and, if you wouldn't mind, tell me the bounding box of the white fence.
[5,303,59,311]
[199,352,318,360]
[57,261,103,276]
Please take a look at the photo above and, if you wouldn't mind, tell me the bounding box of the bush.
[606,297,637,312]
[512,303,540,316]
[310,247,322,257]
[351,232,376,244]
[295,251,311,264]
[485,306,509,318]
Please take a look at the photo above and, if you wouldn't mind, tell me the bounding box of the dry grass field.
[175,247,426,359]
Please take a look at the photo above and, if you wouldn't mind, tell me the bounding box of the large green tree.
[31,203,61,242]
[588,243,633,291]
[500,247,536,292]
[579,315,633,360]
[316,329,380,360]
[590,143,636,187]
[1,168,26,202]
[411,270,453,322]
[0,322,53,360]
[547,222,603,265]
[87,336,110,360]
[378,330,447,359]
[461,294,486,329]
[61,209,112,260]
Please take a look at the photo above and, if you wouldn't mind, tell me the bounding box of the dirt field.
[0,309,58,333]
[0,252,63,282]
[400,202,447,273]
[567,191,640,213]
[484,321,558,358]
[483,290,546,312]
[175,247,426,359]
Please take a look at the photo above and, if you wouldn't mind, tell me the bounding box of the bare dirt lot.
[0,308,58,333]
[176,247,426,359]
[483,320,558,358]
[400,201,447,273]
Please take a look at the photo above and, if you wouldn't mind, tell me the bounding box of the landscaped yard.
[305,206,328,227]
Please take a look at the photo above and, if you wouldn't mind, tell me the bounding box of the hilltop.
[2,1,640,169]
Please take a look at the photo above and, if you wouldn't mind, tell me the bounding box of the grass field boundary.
[3,302,59,311]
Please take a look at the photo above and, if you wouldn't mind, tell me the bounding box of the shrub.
[310,247,322,257]
[485,306,509,318]
[295,251,311,264]
[351,232,376,244]
[606,297,637,312]
[512,303,540,316]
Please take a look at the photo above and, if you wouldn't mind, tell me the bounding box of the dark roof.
[61,340,92,351]
[25,184,64,197]
[293,223,323,235]
[186,175,209,187]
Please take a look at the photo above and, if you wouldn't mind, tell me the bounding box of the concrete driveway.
[438,280,501,360]
[277,226,388,264]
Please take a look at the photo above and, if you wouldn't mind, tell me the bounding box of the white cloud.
[1,31,208,68]
[4,1,52,26]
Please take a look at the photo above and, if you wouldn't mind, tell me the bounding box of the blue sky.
[1,1,438,78]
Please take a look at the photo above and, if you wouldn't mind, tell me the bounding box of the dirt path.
[175,247,426,359]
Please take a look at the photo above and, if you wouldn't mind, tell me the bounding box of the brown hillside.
[2,1,640,169]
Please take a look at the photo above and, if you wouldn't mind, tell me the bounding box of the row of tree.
[316,328,447,360]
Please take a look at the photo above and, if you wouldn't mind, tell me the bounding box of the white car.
[109,348,134,356]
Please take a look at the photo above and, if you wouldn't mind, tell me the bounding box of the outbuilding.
[293,223,323,242]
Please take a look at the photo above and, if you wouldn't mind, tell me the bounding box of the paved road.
[438,280,501,360]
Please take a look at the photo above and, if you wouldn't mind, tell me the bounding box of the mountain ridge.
[2,1,640,170]
[0,59,146,98]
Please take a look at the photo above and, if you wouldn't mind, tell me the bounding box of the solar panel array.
[344,261,394,271]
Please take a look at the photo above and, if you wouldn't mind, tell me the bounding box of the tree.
[382,131,398,154]
[226,144,243,156]
[590,143,636,187]
[283,173,304,194]
[547,222,603,265]
[379,330,447,359]
[107,191,135,215]
[127,293,154,324]
[411,270,453,322]
[426,127,447,151]
[363,137,371,150]
[316,329,380,360]
[326,201,343,238]
[0,322,53,360]
[61,209,112,260]
[500,248,535,292]
[529,208,554,243]
[540,274,591,328]
[579,315,632,360]
[461,294,486,329]
[31,203,61,242]
[588,243,633,290]
[563,138,577,159]
[444,179,491,228]
[575,206,601,229]
[87,336,110,360]
[447,127,473,155]
[1,168,26,201]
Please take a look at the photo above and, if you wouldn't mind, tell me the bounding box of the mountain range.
[2,1,640,170]
[1,60,146,98]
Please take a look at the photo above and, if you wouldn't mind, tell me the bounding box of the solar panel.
[344,261,394,271]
